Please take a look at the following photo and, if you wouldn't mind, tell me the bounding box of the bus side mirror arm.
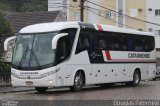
[4,36,17,51]
[52,33,68,49]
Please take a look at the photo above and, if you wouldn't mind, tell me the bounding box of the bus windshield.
[12,32,58,70]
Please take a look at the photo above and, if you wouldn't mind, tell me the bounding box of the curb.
[1,89,35,93]
[0,86,35,93]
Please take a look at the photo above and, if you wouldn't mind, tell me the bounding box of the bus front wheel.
[35,87,48,93]
[70,71,84,92]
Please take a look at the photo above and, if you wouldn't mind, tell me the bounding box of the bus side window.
[134,37,144,51]
[143,36,154,52]
[56,36,70,64]
[119,35,128,51]
[128,35,134,51]
[108,32,120,50]
[96,32,107,50]
[76,30,93,54]
[61,28,77,55]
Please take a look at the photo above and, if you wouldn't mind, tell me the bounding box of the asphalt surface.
[0,80,160,106]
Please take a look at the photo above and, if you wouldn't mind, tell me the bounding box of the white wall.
[87,0,100,23]
[146,0,160,34]
[146,0,160,48]
[155,36,160,49]
[48,0,63,11]
[48,0,67,16]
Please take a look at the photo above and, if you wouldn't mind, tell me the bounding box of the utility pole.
[80,0,85,22]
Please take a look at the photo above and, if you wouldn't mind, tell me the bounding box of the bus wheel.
[70,71,84,92]
[126,70,141,86]
[35,87,48,93]
[152,77,157,81]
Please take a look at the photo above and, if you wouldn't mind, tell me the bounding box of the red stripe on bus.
[97,24,103,31]
[105,51,111,60]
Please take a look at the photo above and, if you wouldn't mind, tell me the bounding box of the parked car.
[153,66,160,80]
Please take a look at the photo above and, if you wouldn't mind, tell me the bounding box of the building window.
[138,29,143,31]
[138,9,142,12]
[155,30,160,35]
[148,8,152,11]
[73,0,80,2]
[118,9,123,17]
[148,28,153,32]
[74,12,80,21]
[106,10,114,19]
[130,9,138,17]
[155,9,160,16]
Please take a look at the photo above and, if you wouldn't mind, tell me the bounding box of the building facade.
[125,0,146,31]
[146,0,160,36]
[48,0,67,16]
[48,0,160,65]
[48,0,160,40]
[48,0,149,30]
[145,0,160,63]
[48,0,160,35]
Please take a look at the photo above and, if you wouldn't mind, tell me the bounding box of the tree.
[0,0,48,12]
[0,12,14,72]
[19,2,47,12]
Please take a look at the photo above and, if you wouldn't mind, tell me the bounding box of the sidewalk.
[0,86,35,93]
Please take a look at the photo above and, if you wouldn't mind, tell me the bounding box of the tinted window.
[55,28,77,64]
[133,36,154,52]
[61,28,77,53]
[119,34,128,51]
[96,32,107,50]
[142,36,154,52]
[75,30,154,53]
[108,32,120,50]
[55,36,70,64]
[76,30,94,54]
[107,32,154,52]
[134,36,144,51]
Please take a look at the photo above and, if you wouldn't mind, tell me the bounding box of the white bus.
[4,22,156,92]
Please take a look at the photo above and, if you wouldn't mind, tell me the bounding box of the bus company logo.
[20,72,38,75]
[90,52,101,58]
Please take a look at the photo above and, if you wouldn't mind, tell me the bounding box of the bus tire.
[35,87,48,93]
[126,70,141,86]
[152,77,157,81]
[70,71,84,92]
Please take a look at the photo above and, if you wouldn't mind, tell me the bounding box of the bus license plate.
[25,81,33,85]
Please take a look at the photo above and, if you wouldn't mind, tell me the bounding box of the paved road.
[0,80,160,106]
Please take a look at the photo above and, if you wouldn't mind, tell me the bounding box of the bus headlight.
[49,80,53,84]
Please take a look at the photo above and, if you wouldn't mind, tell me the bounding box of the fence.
[0,62,11,86]
[0,71,11,86]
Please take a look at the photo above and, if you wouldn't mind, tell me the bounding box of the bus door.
[55,36,70,86]
[75,29,94,84]
[89,32,107,83]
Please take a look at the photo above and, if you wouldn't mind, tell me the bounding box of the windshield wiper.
[18,45,29,69]
[29,49,41,69]
[29,35,41,69]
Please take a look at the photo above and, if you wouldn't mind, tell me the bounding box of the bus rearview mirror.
[52,33,68,50]
[4,36,17,51]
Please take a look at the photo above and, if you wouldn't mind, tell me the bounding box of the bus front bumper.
[11,75,57,87]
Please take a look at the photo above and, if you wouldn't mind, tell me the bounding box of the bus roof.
[19,22,79,34]
[19,21,154,36]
